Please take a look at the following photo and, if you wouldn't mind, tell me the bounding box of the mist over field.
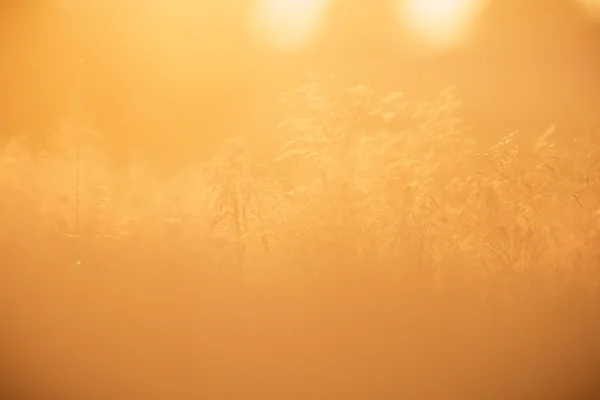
[1,1,600,399]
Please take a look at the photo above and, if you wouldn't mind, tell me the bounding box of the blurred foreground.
[1,86,599,399]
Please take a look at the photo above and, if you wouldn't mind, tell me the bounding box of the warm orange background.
[1,0,600,162]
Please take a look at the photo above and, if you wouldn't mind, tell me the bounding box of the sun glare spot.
[250,0,330,50]
[399,0,484,50]
[577,0,600,20]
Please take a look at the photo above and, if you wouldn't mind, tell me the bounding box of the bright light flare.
[250,0,330,50]
[399,0,485,50]
[577,0,600,20]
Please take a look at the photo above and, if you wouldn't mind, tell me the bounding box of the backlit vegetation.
[1,83,599,399]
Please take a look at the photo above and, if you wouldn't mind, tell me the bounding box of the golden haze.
[399,0,487,49]
[252,0,487,50]
[1,1,600,399]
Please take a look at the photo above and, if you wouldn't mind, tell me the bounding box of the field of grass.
[1,83,599,399]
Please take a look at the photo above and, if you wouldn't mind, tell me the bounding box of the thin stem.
[75,59,84,261]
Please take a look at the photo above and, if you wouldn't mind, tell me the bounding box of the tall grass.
[1,83,599,399]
